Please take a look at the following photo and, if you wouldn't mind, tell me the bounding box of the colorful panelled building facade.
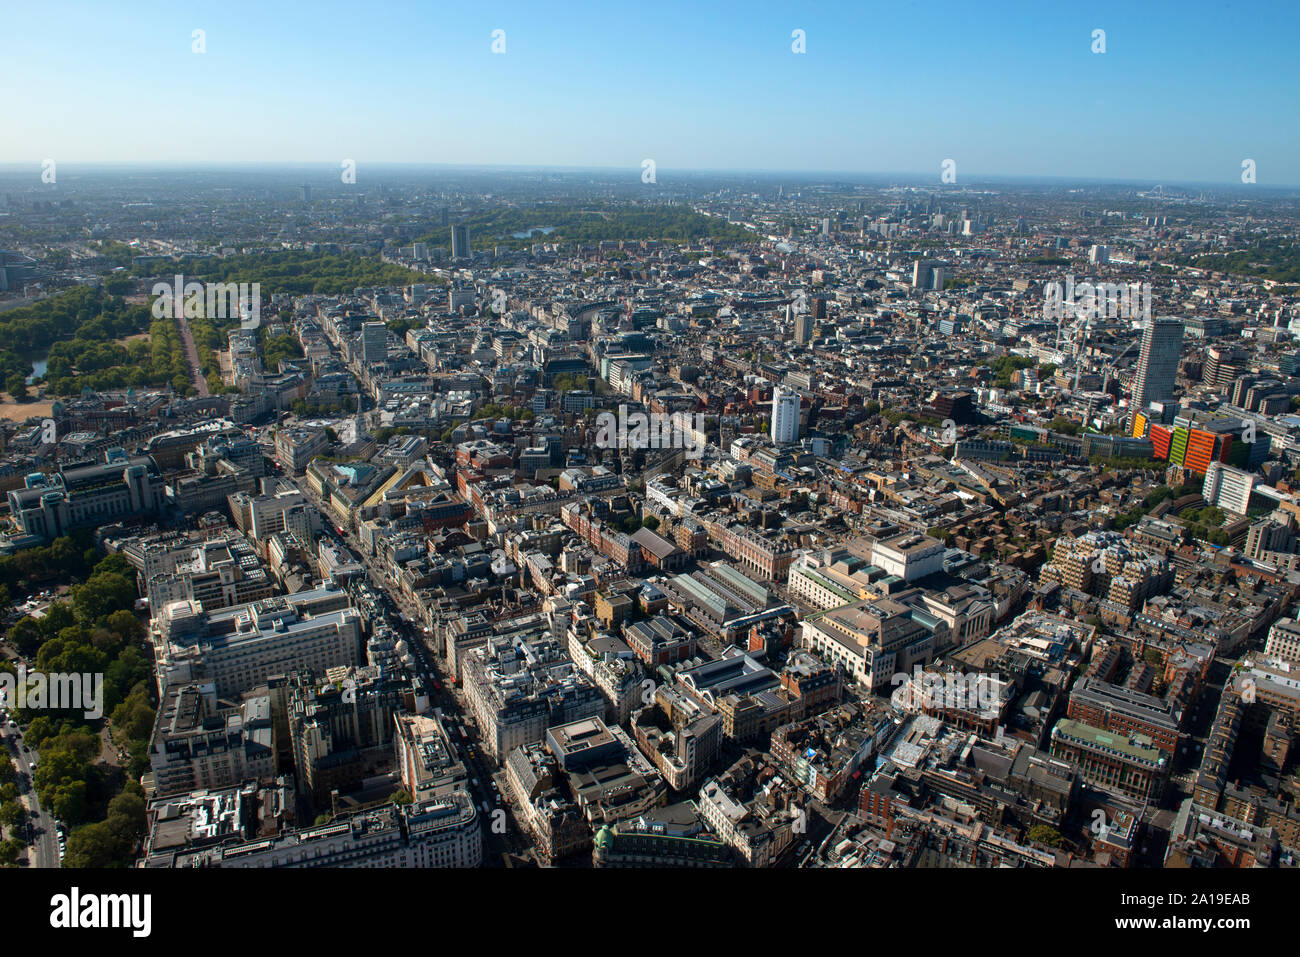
[1133,412,1269,475]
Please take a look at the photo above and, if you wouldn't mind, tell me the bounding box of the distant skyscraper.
[912,260,943,291]
[912,260,929,288]
[1089,244,1109,265]
[1130,318,1185,425]
[771,388,800,444]
[794,311,812,346]
[451,224,470,260]
[438,206,450,227]
[300,185,312,202]
[361,321,387,366]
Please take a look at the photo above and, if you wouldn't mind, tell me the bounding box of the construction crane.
[1069,314,1141,393]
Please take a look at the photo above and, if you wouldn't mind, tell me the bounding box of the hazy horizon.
[2,162,1296,193]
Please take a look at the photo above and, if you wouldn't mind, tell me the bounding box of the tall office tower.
[438,206,450,227]
[300,185,312,202]
[771,388,800,444]
[451,224,470,260]
[1089,244,1110,265]
[361,321,388,366]
[1130,318,1185,426]
[912,259,944,290]
[794,311,812,346]
[821,218,831,236]
[912,259,930,289]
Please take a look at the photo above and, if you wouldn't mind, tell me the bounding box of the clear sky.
[3,0,1297,184]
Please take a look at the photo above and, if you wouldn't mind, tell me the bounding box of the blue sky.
[2,0,1297,183]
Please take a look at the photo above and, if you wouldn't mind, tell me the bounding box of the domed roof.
[593,825,614,850]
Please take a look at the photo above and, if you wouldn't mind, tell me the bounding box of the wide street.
[3,721,59,868]
[287,467,540,866]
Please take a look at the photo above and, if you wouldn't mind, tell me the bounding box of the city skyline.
[5,160,1298,191]
[3,0,1299,914]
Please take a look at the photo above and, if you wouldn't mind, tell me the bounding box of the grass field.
[0,398,53,422]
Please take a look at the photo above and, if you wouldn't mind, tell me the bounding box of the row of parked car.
[1,712,36,774]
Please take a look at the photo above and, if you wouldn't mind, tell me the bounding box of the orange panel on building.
[1150,425,1172,460]
[1184,428,1216,474]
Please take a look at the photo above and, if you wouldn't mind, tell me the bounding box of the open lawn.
[0,398,54,422]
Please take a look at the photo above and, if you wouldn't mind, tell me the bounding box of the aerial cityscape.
[0,5,1295,908]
